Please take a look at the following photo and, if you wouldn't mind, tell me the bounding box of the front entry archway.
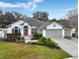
[23,26,28,36]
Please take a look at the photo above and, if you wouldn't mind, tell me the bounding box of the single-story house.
[0,17,75,42]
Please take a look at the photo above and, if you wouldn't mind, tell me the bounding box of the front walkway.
[52,38,78,59]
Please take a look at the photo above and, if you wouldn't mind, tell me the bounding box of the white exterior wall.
[0,28,7,38]
[70,29,72,37]
[71,28,75,34]
[7,27,12,33]
[42,30,46,37]
[7,20,24,33]
[0,31,4,38]
[7,20,32,38]
[47,22,63,29]
[62,29,65,38]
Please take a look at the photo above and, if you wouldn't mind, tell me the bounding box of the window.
[31,28,37,34]
[12,27,20,34]
[15,27,18,34]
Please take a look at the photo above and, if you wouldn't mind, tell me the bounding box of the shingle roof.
[38,22,50,29]
[21,18,73,29]
[7,17,46,28]
[38,21,73,29]
[23,17,45,27]
[7,17,73,29]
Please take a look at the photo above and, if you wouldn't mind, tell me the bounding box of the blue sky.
[0,0,77,19]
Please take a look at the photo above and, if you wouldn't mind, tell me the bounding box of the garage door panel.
[46,29,62,39]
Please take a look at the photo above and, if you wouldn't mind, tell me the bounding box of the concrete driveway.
[52,37,78,59]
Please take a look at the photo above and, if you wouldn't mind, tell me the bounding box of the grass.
[0,41,71,59]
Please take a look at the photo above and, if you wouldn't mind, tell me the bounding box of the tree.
[11,11,26,19]
[49,18,57,22]
[66,8,78,32]
[0,10,28,27]
[0,10,2,14]
[3,12,17,24]
[0,11,17,27]
[33,11,48,22]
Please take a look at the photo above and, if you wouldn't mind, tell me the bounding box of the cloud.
[25,1,37,10]
[0,2,21,7]
[25,0,43,10]
[33,0,43,3]
[0,0,43,11]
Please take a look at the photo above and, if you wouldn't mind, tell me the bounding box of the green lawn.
[0,42,71,59]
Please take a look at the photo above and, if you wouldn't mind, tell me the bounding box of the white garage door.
[65,29,71,37]
[46,29,62,39]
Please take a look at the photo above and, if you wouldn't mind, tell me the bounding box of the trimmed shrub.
[72,33,78,38]
[35,36,58,48]
[16,37,25,43]
[35,36,47,45]
[72,33,75,37]
[46,38,57,48]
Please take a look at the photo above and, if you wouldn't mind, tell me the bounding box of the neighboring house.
[0,17,75,41]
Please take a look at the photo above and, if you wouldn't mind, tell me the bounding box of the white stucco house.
[0,17,75,42]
